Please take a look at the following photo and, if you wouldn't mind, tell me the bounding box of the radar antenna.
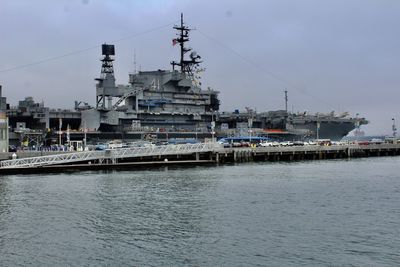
[95,44,116,109]
[99,44,115,78]
[171,13,202,79]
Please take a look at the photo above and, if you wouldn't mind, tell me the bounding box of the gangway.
[0,143,221,169]
[112,86,145,110]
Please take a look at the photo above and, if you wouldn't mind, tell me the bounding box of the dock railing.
[0,142,222,169]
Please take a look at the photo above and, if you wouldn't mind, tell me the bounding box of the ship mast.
[171,13,202,78]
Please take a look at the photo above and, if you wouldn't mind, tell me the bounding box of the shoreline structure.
[1,142,399,174]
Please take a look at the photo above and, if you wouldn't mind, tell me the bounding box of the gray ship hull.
[288,115,368,141]
[290,117,362,140]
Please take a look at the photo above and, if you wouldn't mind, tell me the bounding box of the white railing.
[0,150,104,169]
[0,142,222,169]
[110,142,220,159]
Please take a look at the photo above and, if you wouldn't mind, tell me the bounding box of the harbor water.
[0,157,399,266]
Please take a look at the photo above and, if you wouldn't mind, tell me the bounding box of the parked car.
[260,142,272,147]
[232,142,242,147]
[280,141,294,146]
[240,141,250,147]
[95,143,108,150]
[293,141,305,146]
[370,138,383,144]
[305,141,317,146]
[155,141,169,146]
[220,142,231,148]
[357,141,370,146]
[260,141,279,147]
[108,140,123,149]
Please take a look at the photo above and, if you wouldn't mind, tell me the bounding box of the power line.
[196,29,336,110]
[0,21,177,74]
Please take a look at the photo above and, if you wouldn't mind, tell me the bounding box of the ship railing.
[0,142,222,169]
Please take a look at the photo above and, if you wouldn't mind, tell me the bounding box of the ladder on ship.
[0,143,221,169]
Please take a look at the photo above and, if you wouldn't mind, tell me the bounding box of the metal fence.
[0,142,221,169]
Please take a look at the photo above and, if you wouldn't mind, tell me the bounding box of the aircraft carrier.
[1,14,367,148]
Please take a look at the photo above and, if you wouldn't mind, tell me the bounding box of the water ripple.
[0,159,399,266]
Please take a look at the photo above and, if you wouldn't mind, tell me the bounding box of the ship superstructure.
[81,14,219,135]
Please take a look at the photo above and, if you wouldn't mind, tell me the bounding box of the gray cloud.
[0,0,399,135]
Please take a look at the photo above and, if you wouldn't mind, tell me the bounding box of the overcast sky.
[0,0,399,135]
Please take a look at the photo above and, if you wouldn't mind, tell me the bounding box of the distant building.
[0,85,9,152]
[0,85,7,110]
[0,112,9,152]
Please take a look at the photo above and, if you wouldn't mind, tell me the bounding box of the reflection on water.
[0,177,10,215]
[0,177,11,251]
[0,159,400,266]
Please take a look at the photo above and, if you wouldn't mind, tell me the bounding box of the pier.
[216,143,400,163]
[0,142,400,174]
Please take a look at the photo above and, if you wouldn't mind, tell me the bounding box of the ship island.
[0,14,367,150]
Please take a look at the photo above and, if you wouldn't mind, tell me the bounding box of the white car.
[305,141,317,146]
[280,141,294,146]
[260,141,279,147]
[260,142,272,147]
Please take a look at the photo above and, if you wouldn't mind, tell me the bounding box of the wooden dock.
[214,143,400,163]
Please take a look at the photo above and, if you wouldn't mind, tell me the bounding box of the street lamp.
[392,118,397,137]
[355,113,360,129]
[58,117,62,147]
[211,109,215,142]
[248,117,253,143]
[84,127,87,151]
[66,124,70,149]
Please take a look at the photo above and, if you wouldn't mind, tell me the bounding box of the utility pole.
[284,90,288,113]
[67,124,70,149]
[245,107,254,143]
[392,118,397,137]
[248,117,253,143]
[58,117,62,148]
[133,48,137,74]
[84,121,87,151]
[211,109,215,142]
